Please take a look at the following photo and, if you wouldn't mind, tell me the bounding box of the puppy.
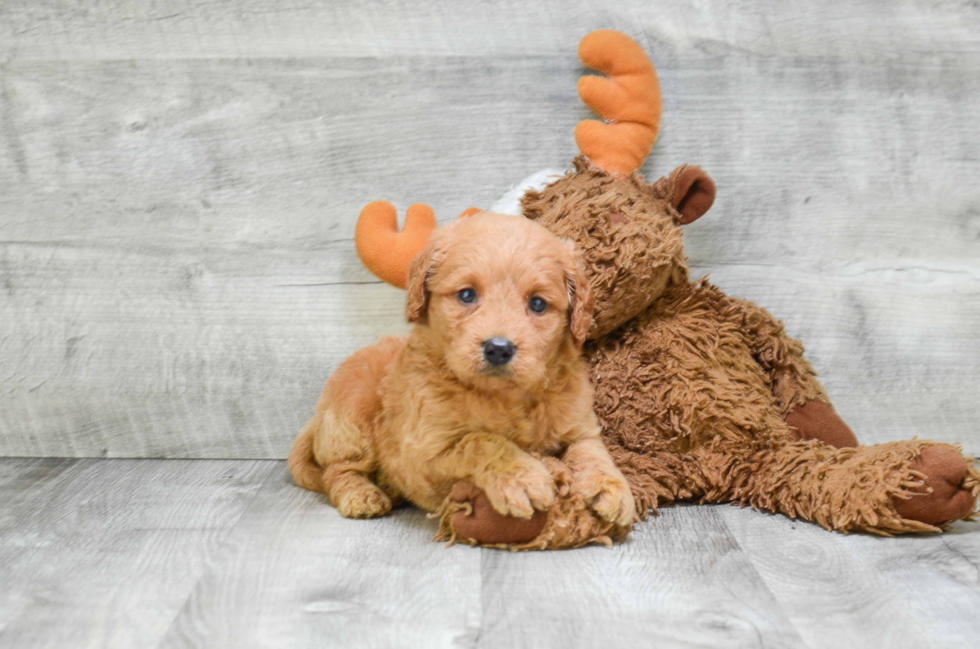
[288,212,634,526]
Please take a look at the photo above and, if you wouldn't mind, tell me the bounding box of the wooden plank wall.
[2,0,978,458]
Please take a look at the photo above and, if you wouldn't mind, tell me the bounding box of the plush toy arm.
[729,297,827,412]
[728,297,860,448]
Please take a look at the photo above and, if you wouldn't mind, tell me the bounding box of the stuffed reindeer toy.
[328,30,979,549]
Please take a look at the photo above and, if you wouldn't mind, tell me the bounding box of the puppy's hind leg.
[290,404,392,519]
[315,407,392,519]
[291,336,406,518]
[287,416,327,493]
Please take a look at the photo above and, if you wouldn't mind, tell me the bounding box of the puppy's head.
[406,212,592,392]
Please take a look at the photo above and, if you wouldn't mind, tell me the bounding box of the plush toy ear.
[563,243,595,346]
[670,165,716,225]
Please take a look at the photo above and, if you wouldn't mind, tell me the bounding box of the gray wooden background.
[2,0,978,459]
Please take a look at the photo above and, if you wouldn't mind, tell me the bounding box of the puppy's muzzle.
[483,337,516,366]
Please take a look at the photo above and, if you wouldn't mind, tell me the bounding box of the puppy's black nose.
[483,337,516,366]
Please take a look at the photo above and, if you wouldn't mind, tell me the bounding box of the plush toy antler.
[355,202,483,288]
[355,201,438,289]
[574,29,662,176]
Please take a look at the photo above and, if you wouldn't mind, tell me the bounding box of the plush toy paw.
[893,446,979,525]
[574,470,636,526]
[476,459,556,519]
[786,400,858,448]
[448,482,549,545]
[436,458,633,550]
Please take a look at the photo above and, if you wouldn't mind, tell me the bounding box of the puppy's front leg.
[564,437,635,526]
[436,432,556,519]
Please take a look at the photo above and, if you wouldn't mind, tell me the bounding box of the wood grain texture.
[3,459,978,648]
[1,0,979,457]
[158,465,483,649]
[476,504,804,648]
[1,1,977,61]
[718,504,980,648]
[0,457,276,648]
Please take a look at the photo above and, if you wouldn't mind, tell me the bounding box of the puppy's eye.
[457,288,478,304]
[528,296,548,314]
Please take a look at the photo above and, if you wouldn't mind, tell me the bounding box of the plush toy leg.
[433,457,631,550]
[782,404,978,524]
[726,439,979,534]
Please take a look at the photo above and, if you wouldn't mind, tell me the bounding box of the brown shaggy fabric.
[583,251,976,534]
[727,439,956,535]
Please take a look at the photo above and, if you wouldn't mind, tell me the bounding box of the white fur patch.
[489,168,568,216]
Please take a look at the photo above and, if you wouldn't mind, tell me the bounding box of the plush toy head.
[522,161,716,339]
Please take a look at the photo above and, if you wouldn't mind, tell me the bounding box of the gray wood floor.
[2,458,978,649]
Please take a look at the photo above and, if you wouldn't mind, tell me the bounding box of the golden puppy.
[288,212,634,526]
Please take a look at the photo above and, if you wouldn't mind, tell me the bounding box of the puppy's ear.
[405,231,445,324]
[562,242,595,347]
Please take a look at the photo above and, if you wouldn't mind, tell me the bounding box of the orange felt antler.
[574,30,662,176]
[355,201,438,289]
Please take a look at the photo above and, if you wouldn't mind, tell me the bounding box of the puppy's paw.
[575,469,635,526]
[334,483,393,519]
[478,460,556,519]
[592,479,636,527]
